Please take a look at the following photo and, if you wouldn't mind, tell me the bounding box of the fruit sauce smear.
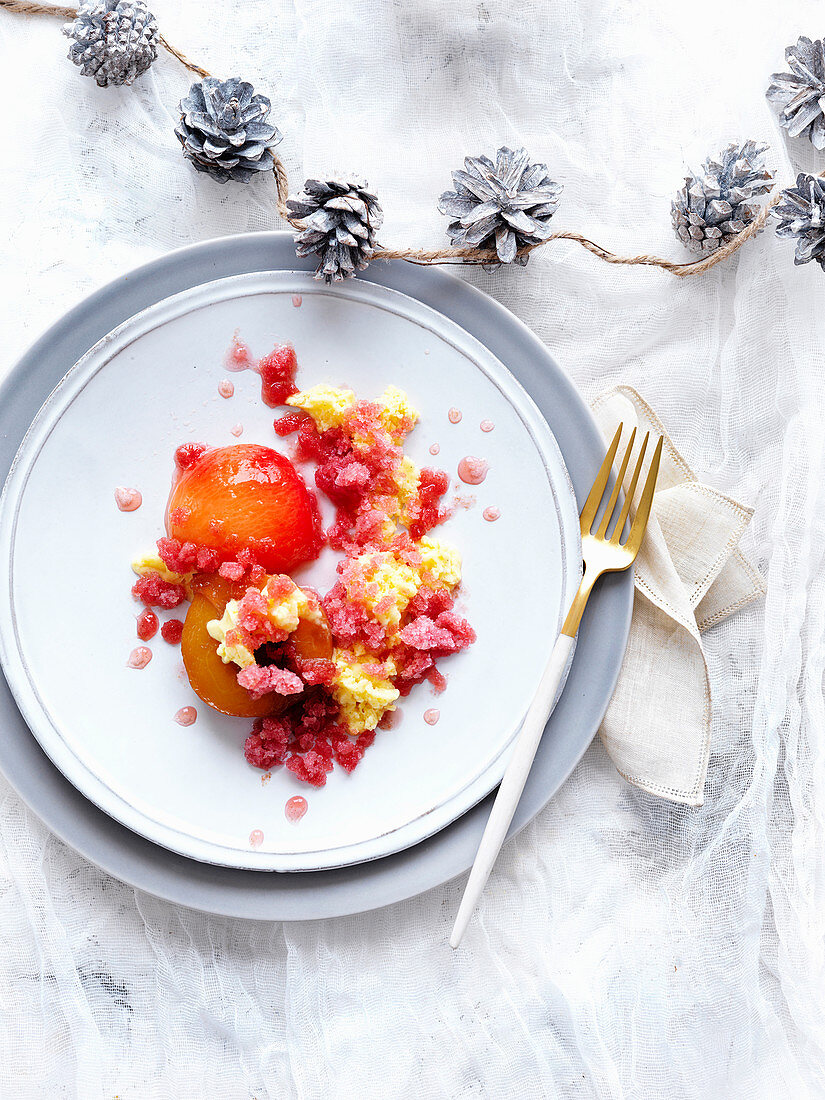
[129,342,475,788]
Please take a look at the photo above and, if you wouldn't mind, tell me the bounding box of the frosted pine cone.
[773,173,825,270]
[767,37,825,149]
[437,146,562,265]
[63,0,158,87]
[175,78,282,184]
[671,141,774,256]
[286,177,384,283]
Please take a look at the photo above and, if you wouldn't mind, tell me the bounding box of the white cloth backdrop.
[1,1,823,1096]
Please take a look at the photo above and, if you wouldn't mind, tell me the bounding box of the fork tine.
[580,424,622,534]
[609,432,649,545]
[624,435,663,558]
[595,428,636,539]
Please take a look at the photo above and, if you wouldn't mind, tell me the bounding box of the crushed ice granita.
[129,342,475,787]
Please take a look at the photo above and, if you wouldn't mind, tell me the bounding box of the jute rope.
[1,0,783,278]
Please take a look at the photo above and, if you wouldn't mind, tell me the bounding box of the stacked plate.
[0,234,631,920]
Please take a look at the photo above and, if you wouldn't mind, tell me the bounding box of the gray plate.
[0,232,632,920]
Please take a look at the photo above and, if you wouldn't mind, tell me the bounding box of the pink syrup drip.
[429,443,441,456]
[483,506,501,522]
[448,408,462,424]
[174,706,197,726]
[423,708,440,726]
[480,419,495,432]
[127,646,152,669]
[115,487,142,512]
[136,608,158,640]
[292,294,303,307]
[457,456,489,485]
[227,335,255,373]
[249,829,264,848]
[378,708,403,730]
[230,423,244,437]
[285,796,308,823]
[427,668,447,694]
[218,379,234,398]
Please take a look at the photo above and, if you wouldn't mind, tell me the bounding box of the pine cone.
[773,173,825,270]
[286,177,384,283]
[175,77,282,185]
[63,0,157,87]
[767,37,825,149]
[671,141,774,256]
[437,147,562,265]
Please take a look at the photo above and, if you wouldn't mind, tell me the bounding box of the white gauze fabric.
[0,0,823,1096]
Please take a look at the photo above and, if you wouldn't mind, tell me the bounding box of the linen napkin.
[589,386,765,806]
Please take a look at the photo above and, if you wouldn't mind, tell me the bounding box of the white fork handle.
[449,632,576,949]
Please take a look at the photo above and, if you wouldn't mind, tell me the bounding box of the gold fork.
[450,424,663,948]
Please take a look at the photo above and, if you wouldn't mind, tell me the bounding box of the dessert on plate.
[129,343,475,787]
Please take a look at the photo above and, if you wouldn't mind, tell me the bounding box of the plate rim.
[0,269,582,871]
[0,230,632,920]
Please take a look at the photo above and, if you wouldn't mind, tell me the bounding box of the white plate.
[0,272,580,871]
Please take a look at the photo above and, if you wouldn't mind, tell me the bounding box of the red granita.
[234,586,290,649]
[273,410,309,438]
[322,580,386,649]
[136,608,159,640]
[218,560,246,582]
[244,716,291,769]
[399,610,476,653]
[258,345,298,408]
[175,442,209,471]
[394,649,435,695]
[407,467,450,539]
[406,582,454,620]
[291,656,336,686]
[286,749,334,787]
[332,730,376,772]
[237,664,304,699]
[132,570,187,609]
[242,691,373,786]
[161,618,184,644]
[157,536,198,574]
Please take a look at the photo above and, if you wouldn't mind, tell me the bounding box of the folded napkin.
[590,387,765,806]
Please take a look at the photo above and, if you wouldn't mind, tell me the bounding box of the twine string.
[157,32,210,80]
[1,0,784,279]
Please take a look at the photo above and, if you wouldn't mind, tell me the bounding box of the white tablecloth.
[1,1,823,1096]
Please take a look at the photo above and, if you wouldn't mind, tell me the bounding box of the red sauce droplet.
[115,487,142,512]
[218,379,234,399]
[429,442,440,455]
[230,423,243,437]
[457,456,489,485]
[285,796,308,823]
[448,408,462,424]
[480,419,495,432]
[227,335,254,372]
[292,294,303,307]
[249,829,264,848]
[483,506,500,522]
[127,646,152,669]
[136,608,158,640]
[423,708,440,726]
[174,706,197,726]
